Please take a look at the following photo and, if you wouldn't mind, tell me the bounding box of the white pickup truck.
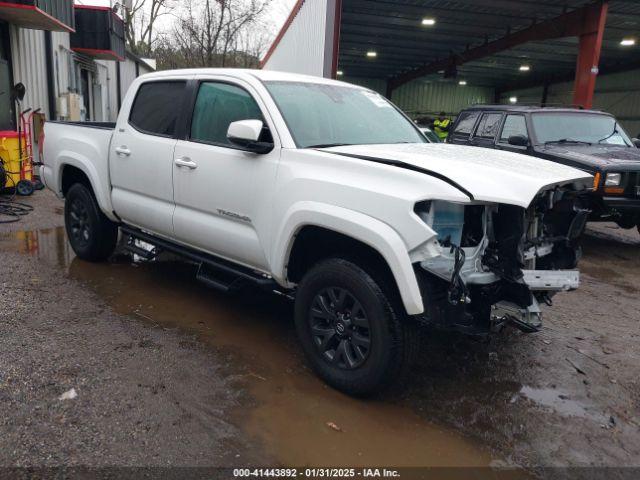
[41,69,592,395]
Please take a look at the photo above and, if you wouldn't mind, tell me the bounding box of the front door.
[172,78,280,271]
[495,114,529,154]
[470,112,503,149]
[109,79,188,238]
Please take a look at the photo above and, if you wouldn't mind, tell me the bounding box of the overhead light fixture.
[366,51,377,58]
[620,38,636,46]
[458,80,467,85]
[519,65,531,71]
[422,17,436,26]
[509,96,518,103]
[336,70,343,76]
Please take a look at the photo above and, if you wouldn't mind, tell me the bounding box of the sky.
[75,0,298,39]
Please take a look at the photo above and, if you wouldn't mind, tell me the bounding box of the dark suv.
[449,106,640,232]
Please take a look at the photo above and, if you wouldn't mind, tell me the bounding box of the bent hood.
[323,143,593,208]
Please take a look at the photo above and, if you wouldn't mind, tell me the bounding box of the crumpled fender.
[271,201,424,315]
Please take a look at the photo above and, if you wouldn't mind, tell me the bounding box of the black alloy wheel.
[309,287,371,370]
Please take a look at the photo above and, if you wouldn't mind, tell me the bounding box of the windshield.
[264,81,426,148]
[532,113,633,146]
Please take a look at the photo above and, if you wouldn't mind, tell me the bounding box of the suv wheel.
[294,258,416,396]
[65,183,118,261]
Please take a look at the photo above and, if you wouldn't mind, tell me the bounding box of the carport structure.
[262,0,640,110]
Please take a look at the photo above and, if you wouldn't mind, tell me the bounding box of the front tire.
[64,183,118,261]
[294,258,415,396]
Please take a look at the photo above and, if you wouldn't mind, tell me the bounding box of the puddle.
[1,227,529,470]
[517,386,607,423]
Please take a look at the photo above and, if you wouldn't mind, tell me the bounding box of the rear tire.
[64,183,118,261]
[294,257,416,396]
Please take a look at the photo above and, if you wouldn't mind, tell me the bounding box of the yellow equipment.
[0,130,32,193]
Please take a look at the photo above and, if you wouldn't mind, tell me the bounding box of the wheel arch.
[271,202,424,315]
[58,159,117,221]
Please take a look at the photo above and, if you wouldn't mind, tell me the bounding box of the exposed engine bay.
[414,186,590,334]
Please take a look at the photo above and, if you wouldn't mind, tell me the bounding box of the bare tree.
[123,0,175,56]
[159,0,271,69]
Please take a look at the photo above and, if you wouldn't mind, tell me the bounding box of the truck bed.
[41,120,116,220]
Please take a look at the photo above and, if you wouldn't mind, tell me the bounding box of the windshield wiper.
[306,143,353,149]
[545,138,592,146]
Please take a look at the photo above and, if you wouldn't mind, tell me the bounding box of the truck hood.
[538,144,640,170]
[322,143,593,208]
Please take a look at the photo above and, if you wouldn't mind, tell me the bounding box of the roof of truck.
[461,105,610,115]
[137,68,361,88]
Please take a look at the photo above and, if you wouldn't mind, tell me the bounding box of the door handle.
[115,146,131,157]
[174,157,197,169]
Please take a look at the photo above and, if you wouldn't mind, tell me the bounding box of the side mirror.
[508,134,529,147]
[632,138,640,148]
[227,119,273,154]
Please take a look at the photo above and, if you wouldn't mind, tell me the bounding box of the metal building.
[262,0,640,132]
[0,1,153,133]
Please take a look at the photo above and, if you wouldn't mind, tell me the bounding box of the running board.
[120,226,279,293]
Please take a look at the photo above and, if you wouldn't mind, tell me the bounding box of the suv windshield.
[265,81,426,148]
[532,113,632,146]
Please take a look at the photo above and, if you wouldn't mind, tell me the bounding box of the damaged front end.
[412,187,589,334]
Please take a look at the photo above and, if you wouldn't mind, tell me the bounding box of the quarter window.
[475,113,502,139]
[453,111,479,135]
[190,82,266,146]
[129,81,186,137]
[499,115,527,142]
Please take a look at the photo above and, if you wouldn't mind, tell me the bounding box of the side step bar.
[121,226,279,293]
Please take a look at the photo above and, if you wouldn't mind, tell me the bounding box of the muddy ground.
[0,190,639,477]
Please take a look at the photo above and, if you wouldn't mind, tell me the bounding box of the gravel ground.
[0,190,268,469]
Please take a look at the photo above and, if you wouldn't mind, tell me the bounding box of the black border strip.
[320,150,475,201]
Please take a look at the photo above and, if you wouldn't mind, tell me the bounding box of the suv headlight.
[605,172,622,186]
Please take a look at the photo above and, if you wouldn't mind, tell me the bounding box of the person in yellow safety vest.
[433,112,451,141]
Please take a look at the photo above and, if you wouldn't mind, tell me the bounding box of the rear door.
[470,112,503,148]
[448,110,480,144]
[109,79,188,238]
[171,77,280,271]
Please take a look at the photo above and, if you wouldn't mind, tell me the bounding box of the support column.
[573,2,608,109]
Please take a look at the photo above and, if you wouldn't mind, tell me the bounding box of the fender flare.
[271,201,424,315]
[57,153,117,222]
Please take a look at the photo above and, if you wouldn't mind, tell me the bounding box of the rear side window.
[129,81,186,137]
[475,113,502,139]
[190,82,265,146]
[499,114,528,142]
[453,111,479,135]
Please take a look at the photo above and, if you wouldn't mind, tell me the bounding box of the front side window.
[531,113,633,146]
[499,114,528,142]
[190,82,265,146]
[474,113,502,139]
[264,81,425,148]
[453,111,480,135]
[129,81,186,137]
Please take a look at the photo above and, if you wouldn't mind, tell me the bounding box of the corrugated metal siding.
[263,0,328,77]
[343,76,387,95]
[391,79,494,117]
[9,26,50,117]
[500,69,640,137]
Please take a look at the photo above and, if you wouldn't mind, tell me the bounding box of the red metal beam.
[259,0,306,69]
[387,2,608,95]
[573,2,608,109]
